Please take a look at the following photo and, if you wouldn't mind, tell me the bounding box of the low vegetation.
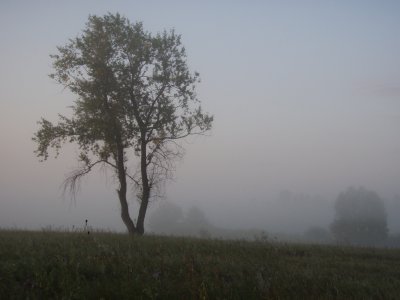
[1,229,399,299]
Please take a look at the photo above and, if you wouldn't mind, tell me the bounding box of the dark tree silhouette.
[33,13,213,235]
[330,187,388,246]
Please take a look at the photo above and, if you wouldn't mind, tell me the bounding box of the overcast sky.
[1,1,399,233]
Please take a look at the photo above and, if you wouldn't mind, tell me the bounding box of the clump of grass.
[0,229,399,299]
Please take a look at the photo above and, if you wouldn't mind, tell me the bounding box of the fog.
[1,1,400,238]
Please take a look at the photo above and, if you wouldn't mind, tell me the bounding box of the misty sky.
[1,1,399,234]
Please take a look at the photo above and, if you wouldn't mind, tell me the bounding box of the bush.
[330,187,388,246]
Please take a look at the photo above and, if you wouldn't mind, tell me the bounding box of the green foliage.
[331,187,388,246]
[1,230,400,299]
[34,13,212,163]
[32,13,213,233]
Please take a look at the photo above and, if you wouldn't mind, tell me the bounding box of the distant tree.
[386,194,400,233]
[184,206,213,237]
[185,206,209,228]
[330,187,388,246]
[33,13,213,235]
[148,202,184,233]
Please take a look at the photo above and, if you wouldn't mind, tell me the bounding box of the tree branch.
[62,159,105,200]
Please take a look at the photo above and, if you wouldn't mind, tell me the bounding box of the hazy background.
[1,1,399,235]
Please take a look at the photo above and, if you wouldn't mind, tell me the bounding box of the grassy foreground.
[0,230,399,299]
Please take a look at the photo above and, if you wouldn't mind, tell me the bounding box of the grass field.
[0,230,399,299]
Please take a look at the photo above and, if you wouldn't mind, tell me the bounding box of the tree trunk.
[118,189,136,234]
[136,187,150,235]
[102,92,136,235]
[136,132,150,235]
[116,137,136,234]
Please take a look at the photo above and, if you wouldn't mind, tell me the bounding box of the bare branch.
[62,160,105,201]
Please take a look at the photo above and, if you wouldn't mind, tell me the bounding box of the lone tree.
[33,14,213,235]
[330,187,388,246]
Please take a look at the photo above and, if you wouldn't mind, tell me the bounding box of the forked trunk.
[116,136,136,234]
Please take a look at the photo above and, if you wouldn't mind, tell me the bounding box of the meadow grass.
[0,229,399,299]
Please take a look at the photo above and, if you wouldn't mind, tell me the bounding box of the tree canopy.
[330,187,388,246]
[33,13,213,235]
